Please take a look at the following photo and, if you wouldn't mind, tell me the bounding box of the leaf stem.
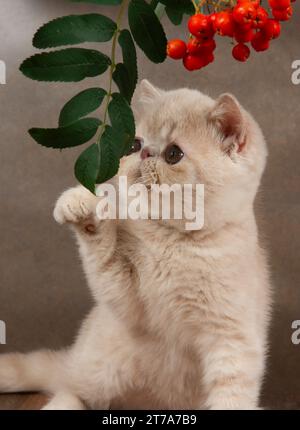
[96,0,129,146]
[154,3,166,20]
[191,0,200,12]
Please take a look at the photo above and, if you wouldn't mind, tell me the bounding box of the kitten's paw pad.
[53,187,97,225]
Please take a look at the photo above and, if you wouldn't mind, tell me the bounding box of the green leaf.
[96,126,121,184]
[29,118,101,149]
[108,93,135,155]
[20,48,110,82]
[165,6,184,25]
[71,0,122,4]
[75,143,100,193]
[150,0,159,8]
[112,63,132,104]
[128,0,167,64]
[117,29,138,101]
[59,88,106,127]
[33,14,117,49]
[159,0,194,14]
[118,30,137,81]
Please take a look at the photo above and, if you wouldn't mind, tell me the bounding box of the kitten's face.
[120,85,215,188]
[119,80,267,231]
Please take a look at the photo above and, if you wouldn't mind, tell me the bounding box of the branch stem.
[96,0,166,149]
[96,0,129,146]
[154,3,166,19]
[191,0,200,12]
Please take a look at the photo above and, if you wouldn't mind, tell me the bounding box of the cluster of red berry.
[167,0,296,70]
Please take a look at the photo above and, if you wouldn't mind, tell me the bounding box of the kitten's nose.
[141,147,153,160]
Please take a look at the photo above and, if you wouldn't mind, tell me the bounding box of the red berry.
[188,14,214,40]
[233,3,257,25]
[251,31,270,51]
[200,39,217,53]
[187,37,216,57]
[213,11,235,37]
[232,43,251,61]
[167,39,187,60]
[238,0,260,7]
[262,19,281,39]
[202,52,215,66]
[234,27,255,42]
[183,54,205,71]
[269,0,291,10]
[236,21,254,32]
[272,5,293,20]
[187,37,202,54]
[209,12,218,26]
[253,6,269,28]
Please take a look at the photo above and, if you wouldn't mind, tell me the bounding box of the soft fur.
[0,81,271,410]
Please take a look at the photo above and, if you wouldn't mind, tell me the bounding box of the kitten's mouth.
[124,158,159,189]
[139,159,159,189]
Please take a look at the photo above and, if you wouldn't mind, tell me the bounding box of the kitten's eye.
[164,144,184,165]
[126,137,143,156]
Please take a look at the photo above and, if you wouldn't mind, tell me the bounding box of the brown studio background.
[0,0,299,410]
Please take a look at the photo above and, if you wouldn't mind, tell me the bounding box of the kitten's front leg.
[53,184,118,276]
[199,330,265,410]
[53,186,135,313]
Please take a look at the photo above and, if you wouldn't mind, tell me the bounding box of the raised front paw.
[53,186,98,226]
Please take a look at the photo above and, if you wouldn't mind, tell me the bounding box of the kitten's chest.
[117,222,261,341]
[123,232,219,335]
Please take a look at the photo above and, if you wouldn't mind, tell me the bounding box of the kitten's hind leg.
[68,305,143,410]
[198,329,265,410]
[42,392,86,410]
[0,350,67,394]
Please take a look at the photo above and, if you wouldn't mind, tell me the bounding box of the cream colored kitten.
[0,80,271,410]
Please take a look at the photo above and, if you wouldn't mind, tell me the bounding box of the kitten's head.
[119,80,267,232]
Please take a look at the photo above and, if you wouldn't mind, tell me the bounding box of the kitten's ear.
[208,93,247,155]
[138,79,164,104]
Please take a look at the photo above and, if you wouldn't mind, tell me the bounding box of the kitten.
[0,80,271,410]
